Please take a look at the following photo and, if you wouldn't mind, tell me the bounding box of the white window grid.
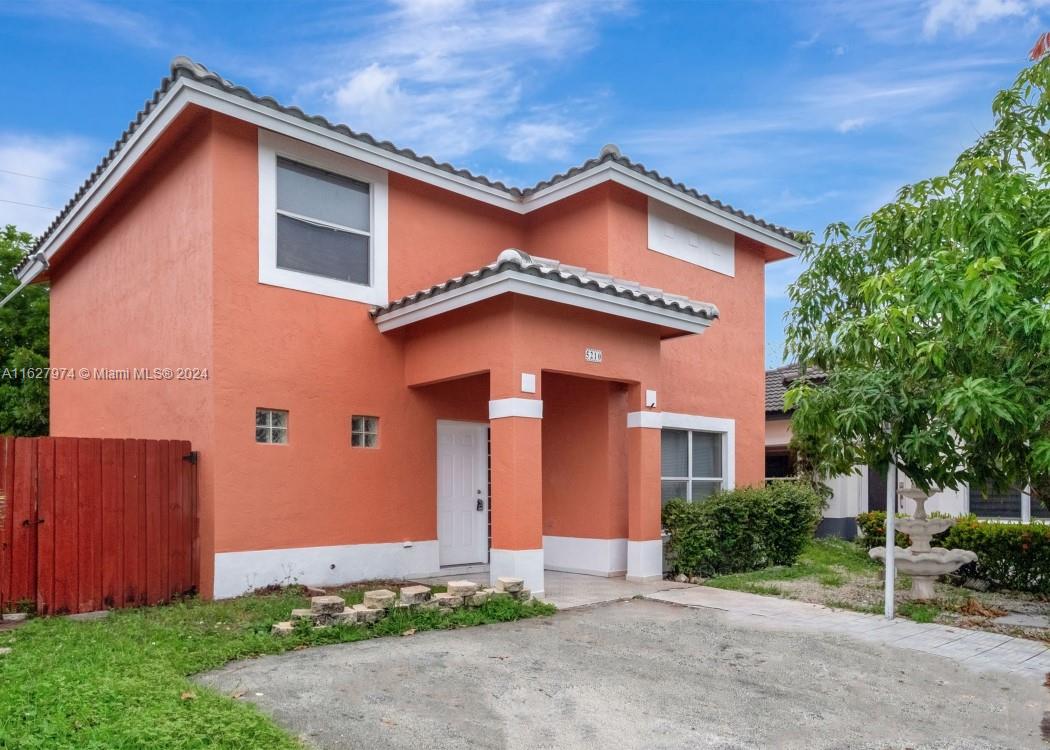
[351,415,379,448]
[661,429,725,502]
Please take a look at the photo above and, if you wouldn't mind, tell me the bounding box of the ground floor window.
[661,428,725,504]
[970,485,1050,521]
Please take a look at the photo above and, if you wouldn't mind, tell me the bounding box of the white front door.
[437,420,489,566]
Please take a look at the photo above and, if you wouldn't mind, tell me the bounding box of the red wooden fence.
[0,437,198,615]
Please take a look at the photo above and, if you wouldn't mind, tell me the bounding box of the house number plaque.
[584,348,603,363]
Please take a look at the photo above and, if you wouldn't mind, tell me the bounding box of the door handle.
[476,498,485,511]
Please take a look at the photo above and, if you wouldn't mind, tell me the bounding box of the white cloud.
[309,0,627,162]
[0,135,94,236]
[836,117,867,132]
[923,0,1033,37]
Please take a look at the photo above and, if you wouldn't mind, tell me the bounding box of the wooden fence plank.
[35,440,55,615]
[0,436,14,611]
[144,441,163,605]
[77,439,102,613]
[123,439,146,607]
[100,439,124,609]
[10,439,37,608]
[167,441,184,598]
[52,438,78,615]
[188,444,199,593]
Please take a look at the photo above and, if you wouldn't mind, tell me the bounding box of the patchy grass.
[0,585,554,749]
[706,538,1049,639]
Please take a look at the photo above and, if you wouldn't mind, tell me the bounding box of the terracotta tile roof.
[371,248,719,321]
[19,57,800,274]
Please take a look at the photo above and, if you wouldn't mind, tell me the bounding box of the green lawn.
[0,586,555,749]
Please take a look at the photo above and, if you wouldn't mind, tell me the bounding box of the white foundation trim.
[542,536,627,577]
[489,548,545,597]
[627,411,662,429]
[626,539,663,582]
[489,397,543,420]
[213,540,440,599]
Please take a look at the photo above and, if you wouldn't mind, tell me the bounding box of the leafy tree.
[784,57,1050,511]
[0,225,49,435]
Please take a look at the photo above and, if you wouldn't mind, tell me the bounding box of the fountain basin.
[869,546,977,576]
[896,517,953,538]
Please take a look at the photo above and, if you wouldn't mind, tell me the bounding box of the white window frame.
[633,412,734,502]
[258,129,388,304]
[351,415,379,448]
[256,408,288,445]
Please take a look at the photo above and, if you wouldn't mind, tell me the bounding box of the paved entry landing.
[414,571,694,609]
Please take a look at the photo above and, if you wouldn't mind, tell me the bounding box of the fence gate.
[0,437,198,615]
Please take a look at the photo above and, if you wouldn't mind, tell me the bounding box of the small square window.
[351,415,379,448]
[256,408,288,444]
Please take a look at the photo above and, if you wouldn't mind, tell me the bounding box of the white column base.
[626,539,663,583]
[490,548,544,598]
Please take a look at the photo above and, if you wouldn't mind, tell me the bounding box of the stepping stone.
[310,596,346,615]
[433,592,464,609]
[352,604,382,624]
[332,608,358,625]
[363,589,396,610]
[465,590,491,607]
[399,585,432,605]
[446,580,479,596]
[271,621,294,636]
[290,608,314,621]
[496,577,524,593]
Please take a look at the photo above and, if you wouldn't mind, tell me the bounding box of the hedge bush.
[855,511,952,550]
[662,481,824,577]
[944,516,1050,594]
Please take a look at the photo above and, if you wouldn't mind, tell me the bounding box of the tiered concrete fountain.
[869,487,977,600]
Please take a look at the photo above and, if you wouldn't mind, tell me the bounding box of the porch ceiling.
[370,248,719,337]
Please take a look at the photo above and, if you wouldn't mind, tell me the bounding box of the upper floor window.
[259,130,388,304]
[256,408,288,444]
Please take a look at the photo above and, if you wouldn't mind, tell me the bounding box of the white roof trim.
[18,80,800,285]
[372,268,715,335]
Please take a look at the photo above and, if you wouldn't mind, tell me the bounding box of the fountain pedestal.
[868,487,977,600]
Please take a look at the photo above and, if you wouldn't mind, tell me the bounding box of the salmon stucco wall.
[48,111,218,590]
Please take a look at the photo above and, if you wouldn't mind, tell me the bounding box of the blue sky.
[0,0,1044,365]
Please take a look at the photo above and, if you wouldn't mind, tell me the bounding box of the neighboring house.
[765,365,1048,538]
[16,58,802,599]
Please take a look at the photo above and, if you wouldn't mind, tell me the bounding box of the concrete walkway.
[647,586,1050,682]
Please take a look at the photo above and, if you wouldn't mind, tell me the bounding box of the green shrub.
[944,516,1050,594]
[662,482,824,577]
[855,511,952,550]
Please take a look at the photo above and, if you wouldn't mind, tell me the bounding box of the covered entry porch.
[372,249,719,597]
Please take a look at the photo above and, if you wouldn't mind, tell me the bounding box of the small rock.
[399,585,432,605]
[271,621,294,636]
[2,613,29,622]
[290,608,314,621]
[363,589,396,610]
[446,580,480,596]
[674,574,688,583]
[433,592,464,609]
[310,595,346,615]
[352,604,382,624]
[0,647,11,656]
[496,577,524,593]
[688,576,705,585]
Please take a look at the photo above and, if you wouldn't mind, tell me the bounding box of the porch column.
[626,385,662,582]
[488,395,545,597]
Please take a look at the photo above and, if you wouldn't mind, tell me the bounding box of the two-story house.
[16,58,801,599]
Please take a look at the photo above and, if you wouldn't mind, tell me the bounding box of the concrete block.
[433,592,464,609]
[311,595,346,615]
[399,585,432,605]
[290,608,314,621]
[271,621,295,636]
[465,590,492,607]
[496,577,524,593]
[352,604,382,624]
[333,608,359,625]
[446,580,480,596]
[513,589,531,602]
[363,589,397,610]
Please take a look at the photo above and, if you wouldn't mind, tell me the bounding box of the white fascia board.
[373,270,714,335]
[22,78,799,286]
[519,162,801,257]
[17,79,197,283]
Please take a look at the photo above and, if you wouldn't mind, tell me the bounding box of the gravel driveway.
[198,599,1046,749]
